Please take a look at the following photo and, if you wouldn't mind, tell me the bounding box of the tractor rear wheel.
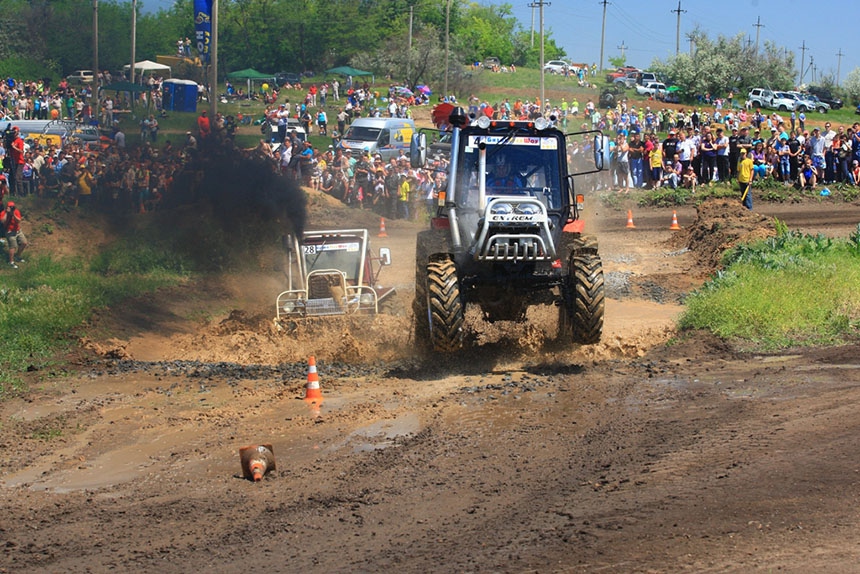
[425,259,465,352]
[560,251,605,344]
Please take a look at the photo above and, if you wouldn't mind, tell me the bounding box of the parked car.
[274,71,301,86]
[747,88,796,111]
[482,56,501,69]
[636,72,659,86]
[785,91,830,114]
[806,86,843,110]
[613,72,638,89]
[605,66,639,83]
[636,82,666,97]
[543,60,569,74]
[66,70,94,84]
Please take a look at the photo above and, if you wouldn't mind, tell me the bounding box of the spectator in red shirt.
[2,201,28,268]
[8,126,25,197]
[197,110,211,139]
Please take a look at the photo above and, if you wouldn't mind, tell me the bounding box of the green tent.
[226,68,273,80]
[226,68,274,95]
[325,66,373,77]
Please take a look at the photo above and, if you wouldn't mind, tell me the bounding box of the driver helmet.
[491,154,510,176]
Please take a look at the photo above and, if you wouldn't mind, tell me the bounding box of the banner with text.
[194,0,212,63]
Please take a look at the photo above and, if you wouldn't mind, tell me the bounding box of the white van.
[338,117,415,161]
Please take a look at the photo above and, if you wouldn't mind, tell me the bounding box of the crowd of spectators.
[5,64,860,238]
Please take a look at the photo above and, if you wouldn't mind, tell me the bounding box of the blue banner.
[194,0,212,63]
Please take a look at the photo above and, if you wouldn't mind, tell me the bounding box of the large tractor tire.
[424,259,465,352]
[413,230,451,346]
[560,250,605,344]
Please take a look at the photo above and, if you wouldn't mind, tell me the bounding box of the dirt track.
[2,195,860,573]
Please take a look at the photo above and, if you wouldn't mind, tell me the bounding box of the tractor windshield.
[456,133,564,211]
[301,238,363,283]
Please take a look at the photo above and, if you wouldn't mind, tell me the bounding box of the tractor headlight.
[534,116,550,130]
[515,203,540,215]
[490,202,513,215]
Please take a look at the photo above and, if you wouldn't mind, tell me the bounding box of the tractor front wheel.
[425,259,465,352]
[560,251,605,344]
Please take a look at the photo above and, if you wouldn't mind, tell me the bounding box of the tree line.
[0,0,565,90]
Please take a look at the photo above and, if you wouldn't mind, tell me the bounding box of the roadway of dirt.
[2,192,860,573]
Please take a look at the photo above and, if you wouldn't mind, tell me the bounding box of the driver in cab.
[486,154,526,194]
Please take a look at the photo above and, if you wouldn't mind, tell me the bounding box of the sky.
[143,0,857,85]
[507,0,857,86]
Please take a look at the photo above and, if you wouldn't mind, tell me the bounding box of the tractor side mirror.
[410,132,427,168]
[593,134,606,170]
[379,247,392,266]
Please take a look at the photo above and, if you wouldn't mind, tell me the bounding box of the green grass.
[0,249,189,399]
[679,226,860,350]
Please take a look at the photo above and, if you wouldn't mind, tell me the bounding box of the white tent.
[134,60,171,74]
[124,60,172,81]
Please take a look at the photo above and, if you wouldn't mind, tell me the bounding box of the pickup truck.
[605,66,640,83]
[636,82,666,97]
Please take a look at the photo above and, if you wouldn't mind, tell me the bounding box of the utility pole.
[617,41,627,61]
[798,40,808,85]
[753,15,764,57]
[209,0,218,118]
[130,0,136,84]
[598,0,609,73]
[444,0,451,100]
[92,0,99,111]
[530,3,535,48]
[686,32,695,55]
[836,48,844,87]
[540,0,548,108]
[671,0,686,56]
[528,1,550,106]
[407,3,413,82]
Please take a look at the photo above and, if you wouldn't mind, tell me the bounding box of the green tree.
[842,68,860,106]
[650,27,795,99]
[608,55,626,69]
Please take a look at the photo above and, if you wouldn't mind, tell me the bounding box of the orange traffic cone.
[304,356,323,402]
[239,444,276,482]
[378,217,388,237]
[626,209,636,229]
[669,210,681,230]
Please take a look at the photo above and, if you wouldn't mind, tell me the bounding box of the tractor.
[410,106,606,352]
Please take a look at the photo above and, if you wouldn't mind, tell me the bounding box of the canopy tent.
[124,60,172,82]
[325,66,373,77]
[226,68,274,95]
[226,68,273,80]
